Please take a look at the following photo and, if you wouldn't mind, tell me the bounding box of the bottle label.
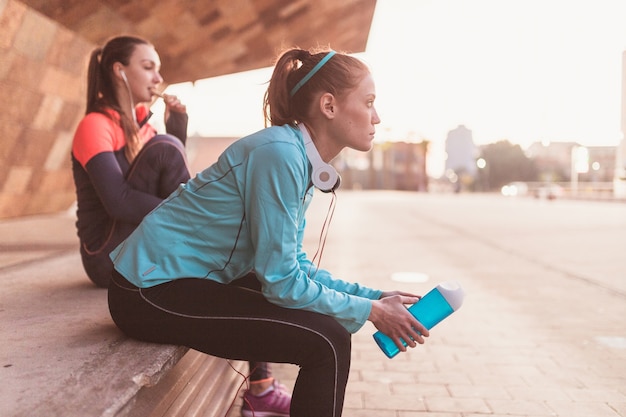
[373,287,456,358]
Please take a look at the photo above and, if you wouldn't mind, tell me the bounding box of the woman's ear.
[113,63,126,81]
[319,93,336,120]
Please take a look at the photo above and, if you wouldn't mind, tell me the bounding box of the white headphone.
[298,124,341,193]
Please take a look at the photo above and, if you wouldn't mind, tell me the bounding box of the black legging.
[109,271,352,417]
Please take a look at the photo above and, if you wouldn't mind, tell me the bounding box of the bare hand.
[369,294,429,352]
[163,94,187,122]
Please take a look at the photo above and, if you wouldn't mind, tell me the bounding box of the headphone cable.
[308,190,337,278]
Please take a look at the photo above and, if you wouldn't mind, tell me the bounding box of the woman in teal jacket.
[109,47,429,417]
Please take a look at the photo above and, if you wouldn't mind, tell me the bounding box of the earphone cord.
[224,361,256,417]
[308,190,337,278]
[121,74,138,125]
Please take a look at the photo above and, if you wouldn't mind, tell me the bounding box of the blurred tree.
[480,141,538,191]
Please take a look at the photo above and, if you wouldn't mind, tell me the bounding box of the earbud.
[119,69,128,82]
[298,124,341,193]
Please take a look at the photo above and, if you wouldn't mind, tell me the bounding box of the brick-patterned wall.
[0,0,375,219]
[0,0,93,218]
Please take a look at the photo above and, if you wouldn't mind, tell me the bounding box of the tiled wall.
[0,0,377,219]
[0,0,93,218]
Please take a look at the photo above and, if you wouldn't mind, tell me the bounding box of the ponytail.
[86,48,103,116]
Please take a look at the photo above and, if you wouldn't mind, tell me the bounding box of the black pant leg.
[126,134,191,198]
[108,271,351,417]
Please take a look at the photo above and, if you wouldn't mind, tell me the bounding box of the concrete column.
[614,50,626,198]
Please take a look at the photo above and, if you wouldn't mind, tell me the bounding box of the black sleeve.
[85,152,162,224]
[165,111,189,145]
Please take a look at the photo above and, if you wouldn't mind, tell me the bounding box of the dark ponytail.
[86,48,103,116]
[263,47,369,127]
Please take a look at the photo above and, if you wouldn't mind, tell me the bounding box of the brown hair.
[86,35,151,161]
[263,48,369,127]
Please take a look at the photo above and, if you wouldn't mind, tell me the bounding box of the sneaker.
[241,381,291,417]
[271,379,290,395]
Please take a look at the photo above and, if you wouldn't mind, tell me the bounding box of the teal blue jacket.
[110,124,382,333]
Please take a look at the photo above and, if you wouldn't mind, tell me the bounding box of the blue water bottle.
[373,281,464,358]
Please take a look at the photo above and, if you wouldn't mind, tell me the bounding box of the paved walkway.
[269,192,626,417]
[2,191,625,417]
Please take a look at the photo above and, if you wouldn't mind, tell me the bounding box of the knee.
[331,325,352,361]
[81,254,113,288]
[144,134,185,153]
[304,317,352,364]
[135,135,188,170]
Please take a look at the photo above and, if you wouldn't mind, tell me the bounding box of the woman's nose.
[372,108,381,125]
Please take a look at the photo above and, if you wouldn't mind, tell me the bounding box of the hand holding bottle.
[373,281,464,358]
[369,292,430,353]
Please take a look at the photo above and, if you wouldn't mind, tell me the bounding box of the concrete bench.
[0,213,245,417]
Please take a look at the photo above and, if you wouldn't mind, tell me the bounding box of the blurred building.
[584,146,618,183]
[526,141,578,182]
[445,124,478,177]
[526,142,616,182]
[335,141,429,191]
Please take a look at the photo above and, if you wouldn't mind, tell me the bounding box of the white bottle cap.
[436,281,464,311]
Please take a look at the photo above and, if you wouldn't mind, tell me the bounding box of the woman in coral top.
[71,35,190,289]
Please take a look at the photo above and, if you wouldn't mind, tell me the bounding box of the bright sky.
[162,0,626,176]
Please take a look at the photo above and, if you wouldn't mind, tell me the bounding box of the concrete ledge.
[26,341,189,417]
[0,214,242,416]
[124,350,247,417]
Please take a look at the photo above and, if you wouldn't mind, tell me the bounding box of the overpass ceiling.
[20,0,377,84]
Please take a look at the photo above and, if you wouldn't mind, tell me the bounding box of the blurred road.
[271,191,626,417]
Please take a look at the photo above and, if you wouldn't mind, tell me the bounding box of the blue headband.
[290,50,336,97]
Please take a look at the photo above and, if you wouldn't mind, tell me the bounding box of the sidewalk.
[2,192,625,417]
[0,208,77,269]
[272,191,626,417]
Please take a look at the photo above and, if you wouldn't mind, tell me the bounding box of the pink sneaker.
[241,380,291,417]
[271,379,290,395]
